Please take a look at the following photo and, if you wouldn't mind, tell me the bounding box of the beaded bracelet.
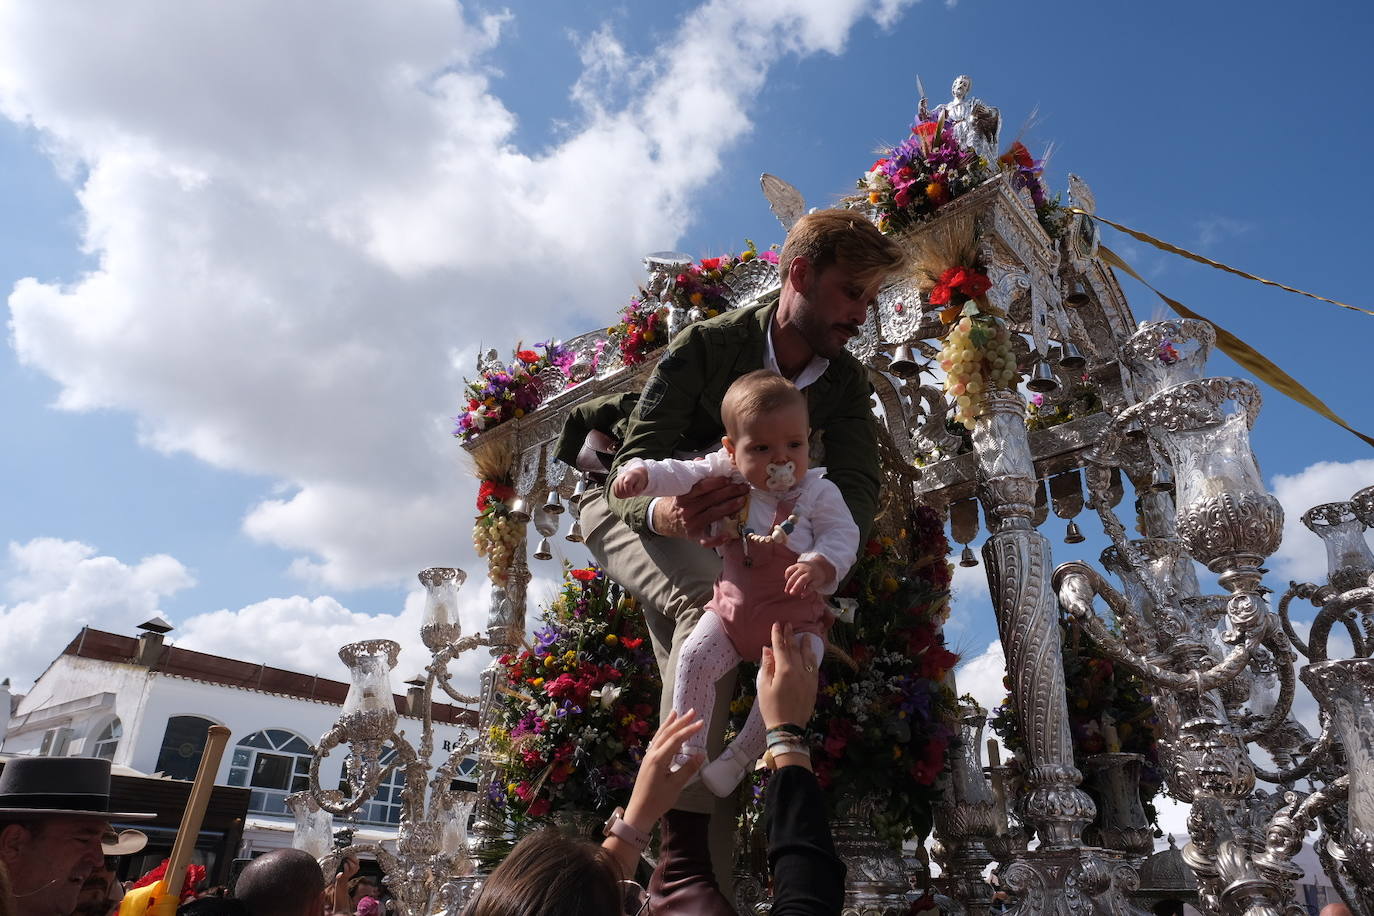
[765,724,807,745]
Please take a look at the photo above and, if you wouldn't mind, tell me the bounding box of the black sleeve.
[764,766,846,916]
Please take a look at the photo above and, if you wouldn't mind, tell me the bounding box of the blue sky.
[2,0,1372,719]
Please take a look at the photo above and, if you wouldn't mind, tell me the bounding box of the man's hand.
[650,476,749,545]
[783,557,834,596]
[612,466,648,498]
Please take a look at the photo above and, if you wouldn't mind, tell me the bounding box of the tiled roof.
[62,628,477,727]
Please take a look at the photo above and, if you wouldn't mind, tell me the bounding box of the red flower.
[527,797,550,818]
[477,479,514,512]
[698,257,722,271]
[920,646,960,680]
[913,121,939,143]
[893,187,910,209]
[864,540,884,557]
[959,271,991,297]
[622,637,643,649]
[927,282,952,306]
[516,349,539,363]
[869,158,889,173]
[570,567,598,582]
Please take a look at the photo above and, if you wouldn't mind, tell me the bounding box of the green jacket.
[560,294,882,543]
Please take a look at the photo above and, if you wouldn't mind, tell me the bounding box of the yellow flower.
[689,292,704,306]
[543,655,555,667]
[531,677,544,688]
[563,649,576,660]
[605,634,618,645]
[644,330,655,342]
[484,398,496,407]
[507,782,518,793]
[868,191,882,205]
[740,250,754,261]
[883,576,899,593]
[514,408,525,418]
[706,309,719,318]
[892,746,902,759]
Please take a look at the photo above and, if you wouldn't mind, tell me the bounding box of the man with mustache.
[0,759,154,916]
[561,208,904,914]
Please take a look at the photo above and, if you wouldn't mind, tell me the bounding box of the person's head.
[0,758,153,916]
[461,830,622,916]
[952,74,971,99]
[232,850,325,916]
[347,876,378,904]
[776,209,906,361]
[721,371,810,492]
[0,818,107,916]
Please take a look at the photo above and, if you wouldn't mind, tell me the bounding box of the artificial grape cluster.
[473,509,522,585]
[939,314,1019,429]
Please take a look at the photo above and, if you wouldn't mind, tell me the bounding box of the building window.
[228,729,312,815]
[155,716,216,780]
[349,747,404,826]
[91,719,122,761]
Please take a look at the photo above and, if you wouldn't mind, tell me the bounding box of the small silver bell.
[1064,520,1085,544]
[1025,357,1060,393]
[543,489,565,515]
[506,496,531,524]
[565,519,583,543]
[1064,276,1090,308]
[1058,342,1086,371]
[959,545,978,567]
[687,306,706,324]
[1149,464,1174,493]
[888,344,920,379]
[532,536,553,561]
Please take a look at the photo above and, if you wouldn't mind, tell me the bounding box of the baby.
[613,369,859,795]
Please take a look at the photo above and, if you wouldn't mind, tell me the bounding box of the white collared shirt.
[645,319,830,534]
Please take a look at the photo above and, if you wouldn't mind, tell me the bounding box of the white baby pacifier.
[764,460,796,492]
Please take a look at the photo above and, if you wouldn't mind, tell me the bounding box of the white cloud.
[0,537,195,689]
[954,639,1005,717]
[2,0,920,592]
[0,535,575,701]
[1268,458,1374,586]
[1195,215,1252,248]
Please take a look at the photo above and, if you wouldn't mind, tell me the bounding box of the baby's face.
[725,402,810,492]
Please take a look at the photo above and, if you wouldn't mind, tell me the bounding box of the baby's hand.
[612,466,649,498]
[784,557,834,597]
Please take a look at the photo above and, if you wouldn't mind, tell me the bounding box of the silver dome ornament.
[542,489,565,516]
[1059,341,1086,371]
[1148,463,1174,493]
[505,496,531,524]
[1064,275,1091,308]
[532,537,553,561]
[1026,355,1060,393]
[888,344,921,379]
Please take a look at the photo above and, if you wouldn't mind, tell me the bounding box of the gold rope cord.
[1098,244,1373,448]
[1071,208,1374,318]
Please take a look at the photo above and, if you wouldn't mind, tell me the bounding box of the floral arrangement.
[760,506,960,845]
[998,141,1066,240]
[452,340,574,441]
[1025,382,1102,432]
[607,241,778,366]
[989,613,1165,828]
[607,296,669,367]
[853,112,991,235]
[488,565,660,820]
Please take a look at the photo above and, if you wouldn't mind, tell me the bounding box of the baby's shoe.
[670,744,707,774]
[700,747,749,797]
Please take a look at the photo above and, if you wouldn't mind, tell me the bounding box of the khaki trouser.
[579,486,738,892]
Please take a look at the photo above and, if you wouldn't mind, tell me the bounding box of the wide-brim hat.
[0,757,156,820]
[103,828,149,855]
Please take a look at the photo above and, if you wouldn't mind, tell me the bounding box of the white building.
[1,621,477,859]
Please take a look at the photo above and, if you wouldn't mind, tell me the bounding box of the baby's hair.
[721,370,807,438]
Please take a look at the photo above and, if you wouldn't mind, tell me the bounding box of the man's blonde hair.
[778,208,907,286]
[721,370,807,438]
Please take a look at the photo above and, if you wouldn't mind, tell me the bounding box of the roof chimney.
[136,617,174,668]
[404,673,426,717]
